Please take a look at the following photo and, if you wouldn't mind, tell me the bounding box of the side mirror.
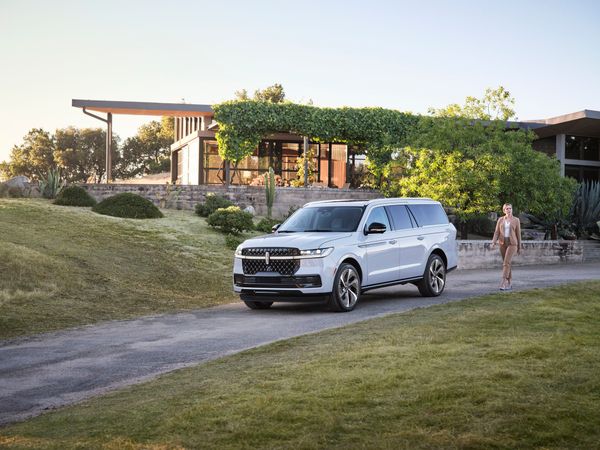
[271,223,281,233]
[365,222,386,234]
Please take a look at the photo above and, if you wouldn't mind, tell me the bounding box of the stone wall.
[457,240,583,269]
[80,183,382,217]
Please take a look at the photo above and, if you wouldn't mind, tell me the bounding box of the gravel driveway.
[1,262,599,425]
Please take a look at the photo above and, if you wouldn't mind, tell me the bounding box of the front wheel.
[417,254,446,297]
[243,300,273,310]
[328,263,361,312]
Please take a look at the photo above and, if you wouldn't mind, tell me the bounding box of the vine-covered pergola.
[212,101,421,171]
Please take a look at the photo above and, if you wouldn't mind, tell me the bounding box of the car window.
[386,205,414,230]
[365,206,391,232]
[278,206,364,232]
[407,204,449,226]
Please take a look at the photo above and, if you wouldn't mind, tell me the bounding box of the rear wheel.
[328,263,361,312]
[243,300,273,310]
[417,254,446,297]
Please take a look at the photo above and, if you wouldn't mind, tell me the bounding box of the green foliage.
[430,86,516,120]
[234,83,286,103]
[92,193,163,219]
[387,87,576,225]
[291,146,317,187]
[53,185,97,207]
[118,117,174,178]
[206,206,254,234]
[224,233,244,250]
[0,183,8,198]
[255,217,281,233]
[570,180,600,237]
[54,127,120,183]
[2,129,56,179]
[194,193,234,217]
[264,167,276,217]
[38,168,66,199]
[213,101,418,164]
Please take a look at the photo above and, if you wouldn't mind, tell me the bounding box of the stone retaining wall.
[457,240,583,269]
[80,183,382,217]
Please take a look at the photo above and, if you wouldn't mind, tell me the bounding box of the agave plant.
[569,180,600,238]
[38,168,66,199]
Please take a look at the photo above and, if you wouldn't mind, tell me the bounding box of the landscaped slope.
[0,199,239,339]
[1,282,598,449]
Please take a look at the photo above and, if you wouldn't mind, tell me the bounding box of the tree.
[234,83,286,103]
[391,87,575,237]
[430,86,516,121]
[1,129,56,179]
[118,117,174,178]
[54,127,120,183]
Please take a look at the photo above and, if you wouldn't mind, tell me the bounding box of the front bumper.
[234,274,322,289]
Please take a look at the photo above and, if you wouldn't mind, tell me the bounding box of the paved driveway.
[1,262,599,425]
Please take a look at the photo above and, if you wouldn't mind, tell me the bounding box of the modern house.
[72,100,600,185]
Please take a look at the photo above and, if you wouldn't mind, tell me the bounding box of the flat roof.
[72,99,214,117]
[516,109,600,138]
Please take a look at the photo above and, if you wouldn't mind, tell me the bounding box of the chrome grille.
[241,247,300,276]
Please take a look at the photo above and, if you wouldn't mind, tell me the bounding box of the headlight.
[299,247,333,258]
[234,247,243,257]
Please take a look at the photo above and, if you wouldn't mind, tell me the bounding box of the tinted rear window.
[407,204,448,226]
[386,205,413,230]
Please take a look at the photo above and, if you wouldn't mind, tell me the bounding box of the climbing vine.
[212,101,419,164]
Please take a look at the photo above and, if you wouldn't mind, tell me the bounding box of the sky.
[1,0,599,163]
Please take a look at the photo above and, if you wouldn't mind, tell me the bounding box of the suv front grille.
[241,247,301,276]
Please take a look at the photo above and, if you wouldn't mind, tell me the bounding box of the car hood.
[240,232,352,250]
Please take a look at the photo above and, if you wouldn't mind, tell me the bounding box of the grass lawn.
[1,281,599,449]
[0,198,250,339]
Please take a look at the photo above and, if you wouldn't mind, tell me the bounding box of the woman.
[491,203,522,290]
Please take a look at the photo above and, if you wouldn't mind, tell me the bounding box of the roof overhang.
[72,99,214,117]
[518,110,600,138]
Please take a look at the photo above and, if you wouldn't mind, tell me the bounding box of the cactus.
[570,180,600,236]
[265,167,276,218]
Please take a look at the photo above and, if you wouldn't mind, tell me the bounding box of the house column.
[556,134,566,177]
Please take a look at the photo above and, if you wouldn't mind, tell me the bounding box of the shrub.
[92,193,163,219]
[195,193,233,217]
[0,183,9,198]
[54,186,97,207]
[255,217,281,233]
[207,206,254,234]
[225,234,244,250]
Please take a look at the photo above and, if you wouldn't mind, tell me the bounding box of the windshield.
[278,206,365,233]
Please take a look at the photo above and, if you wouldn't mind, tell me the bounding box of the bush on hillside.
[207,206,254,234]
[195,193,233,217]
[92,193,163,219]
[54,186,97,207]
[255,217,281,233]
[225,234,244,250]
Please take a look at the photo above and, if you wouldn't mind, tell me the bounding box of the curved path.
[1,263,599,425]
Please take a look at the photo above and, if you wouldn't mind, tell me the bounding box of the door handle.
[417,236,425,240]
[389,240,397,244]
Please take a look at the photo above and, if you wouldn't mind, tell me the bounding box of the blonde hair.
[503,203,513,212]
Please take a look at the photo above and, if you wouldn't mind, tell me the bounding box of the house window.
[565,165,600,182]
[203,140,224,184]
[565,135,600,161]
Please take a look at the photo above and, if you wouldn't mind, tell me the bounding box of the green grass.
[0,198,250,339]
[1,282,599,449]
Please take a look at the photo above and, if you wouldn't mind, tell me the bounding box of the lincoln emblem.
[265,251,270,265]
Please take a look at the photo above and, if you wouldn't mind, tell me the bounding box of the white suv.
[233,198,457,312]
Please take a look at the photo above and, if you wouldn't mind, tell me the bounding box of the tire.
[243,300,273,310]
[328,263,361,312]
[417,254,446,297]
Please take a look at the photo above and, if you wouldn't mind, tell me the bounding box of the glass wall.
[565,165,600,182]
[200,139,351,186]
[565,135,600,161]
